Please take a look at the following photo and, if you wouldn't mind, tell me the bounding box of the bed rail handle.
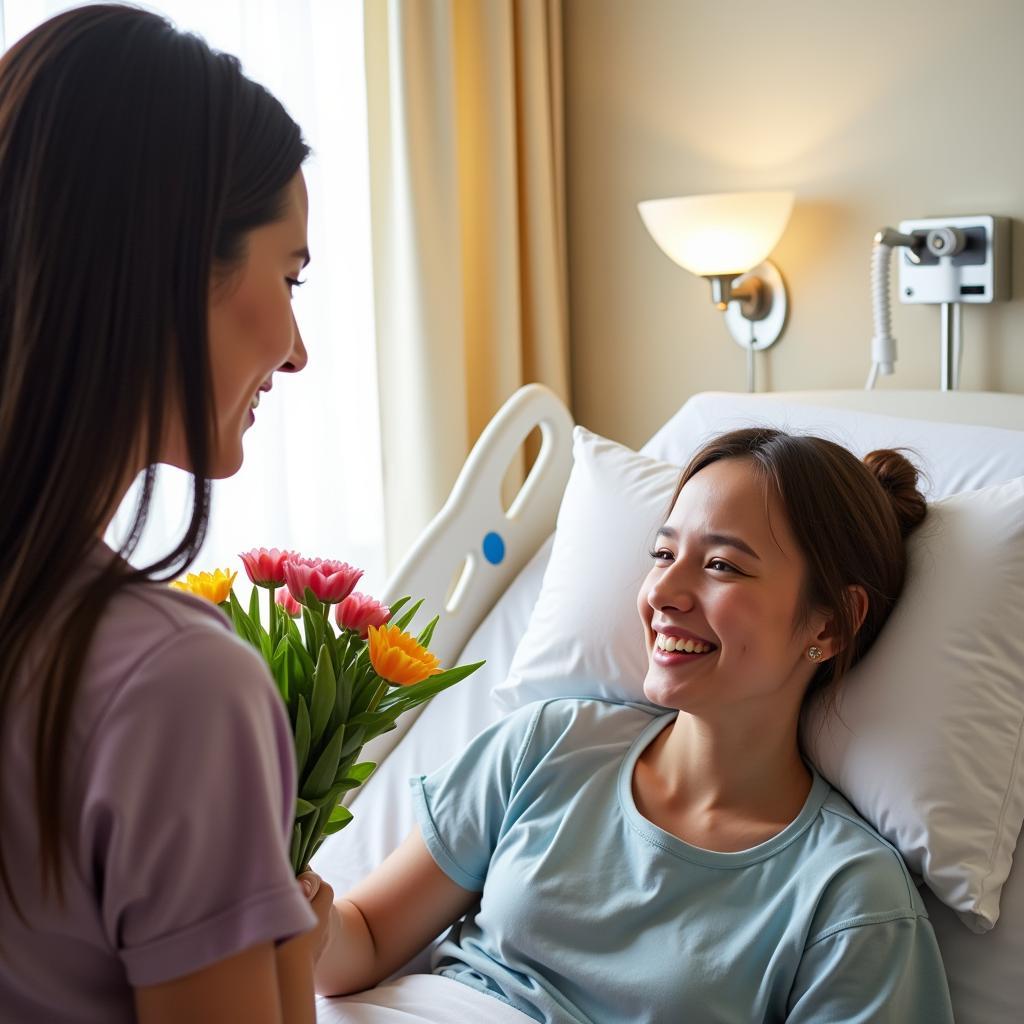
[380,382,574,668]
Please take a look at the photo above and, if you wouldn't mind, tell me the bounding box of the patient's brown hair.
[671,428,927,712]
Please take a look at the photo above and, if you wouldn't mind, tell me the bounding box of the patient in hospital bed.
[304,427,955,1024]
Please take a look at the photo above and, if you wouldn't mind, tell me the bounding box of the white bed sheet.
[316,974,533,1023]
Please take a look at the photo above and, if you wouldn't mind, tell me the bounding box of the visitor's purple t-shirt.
[0,541,316,1022]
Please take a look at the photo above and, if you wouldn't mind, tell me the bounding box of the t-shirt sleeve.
[79,625,317,987]
[409,702,544,892]
[786,914,955,1023]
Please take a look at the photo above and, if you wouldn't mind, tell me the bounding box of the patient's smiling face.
[637,457,830,713]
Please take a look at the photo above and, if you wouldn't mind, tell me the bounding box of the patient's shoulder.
[802,787,928,939]
[525,696,663,754]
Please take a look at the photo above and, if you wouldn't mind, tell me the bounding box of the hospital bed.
[312,385,1024,1023]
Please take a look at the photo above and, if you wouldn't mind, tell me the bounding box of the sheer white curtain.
[2,0,387,597]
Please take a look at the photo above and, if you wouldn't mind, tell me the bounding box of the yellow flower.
[368,624,441,686]
[170,569,237,605]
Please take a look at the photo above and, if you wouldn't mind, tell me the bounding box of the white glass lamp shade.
[637,191,794,277]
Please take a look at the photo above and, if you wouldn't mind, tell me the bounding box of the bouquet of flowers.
[171,548,483,874]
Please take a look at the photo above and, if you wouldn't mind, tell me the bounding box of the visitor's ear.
[811,585,869,661]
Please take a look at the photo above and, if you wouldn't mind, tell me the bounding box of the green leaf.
[270,645,289,701]
[347,761,376,781]
[346,679,387,721]
[289,823,302,872]
[294,695,311,777]
[319,780,348,811]
[333,776,366,793]
[227,590,262,652]
[333,630,352,677]
[248,584,261,628]
[335,660,354,724]
[301,723,346,801]
[295,797,317,818]
[339,724,366,760]
[343,711,384,728]
[322,806,354,835]
[391,598,424,634]
[328,804,353,825]
[286,633,316,680]
[280,649,291,705]
[417,614,440,651]
[379,660,486,711]
[309,645,336,748]
[346,761,376,784]
[301,602,317,653]
[387,595,411,618]
[297,812,319,873]
[365,718,398,742]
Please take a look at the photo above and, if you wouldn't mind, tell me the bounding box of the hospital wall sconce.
[637,191,794,392]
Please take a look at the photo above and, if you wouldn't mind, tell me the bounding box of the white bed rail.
[381,383,574,662]
[357,383,574,771]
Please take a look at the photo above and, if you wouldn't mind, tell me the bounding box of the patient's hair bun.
[862,449,927,538]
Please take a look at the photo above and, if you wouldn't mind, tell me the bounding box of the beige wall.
[563,0,1024,448]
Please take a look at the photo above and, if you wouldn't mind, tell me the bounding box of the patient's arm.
[313,826,479,997]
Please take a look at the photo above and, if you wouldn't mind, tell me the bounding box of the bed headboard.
[742,388,1024,430]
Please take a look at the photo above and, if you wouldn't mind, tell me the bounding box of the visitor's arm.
[136,937,314,1024]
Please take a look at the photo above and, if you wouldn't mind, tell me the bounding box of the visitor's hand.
[298,870,336,964]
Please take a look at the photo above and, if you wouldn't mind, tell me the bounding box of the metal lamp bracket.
[720,260,788,351]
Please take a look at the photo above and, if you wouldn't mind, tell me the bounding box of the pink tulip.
[276,588,303,618]
[239,547,298,588]
[283,556,363,606]
[335,592,391,638]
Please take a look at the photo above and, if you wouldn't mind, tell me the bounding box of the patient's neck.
[638,705,812,831]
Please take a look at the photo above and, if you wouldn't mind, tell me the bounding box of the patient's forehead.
[669,458,799,563]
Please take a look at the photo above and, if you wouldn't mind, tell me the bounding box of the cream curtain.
[364,0,571,569]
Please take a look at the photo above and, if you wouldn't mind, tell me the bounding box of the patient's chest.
[451,746,815,1023]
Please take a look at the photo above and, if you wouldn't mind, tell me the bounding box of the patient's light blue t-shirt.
[410,698,954,1024]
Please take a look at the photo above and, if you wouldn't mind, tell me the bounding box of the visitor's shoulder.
[83,580,266,709]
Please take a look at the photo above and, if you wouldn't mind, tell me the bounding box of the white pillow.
[494,426,1024,932]
[494,431,679,709]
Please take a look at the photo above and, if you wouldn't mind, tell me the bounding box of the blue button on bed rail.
[483,532,506,565]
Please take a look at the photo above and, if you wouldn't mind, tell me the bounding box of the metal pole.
[940,303,956,391]
[952,302,963,390]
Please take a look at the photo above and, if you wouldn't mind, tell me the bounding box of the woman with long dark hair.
[0,5,331,1021]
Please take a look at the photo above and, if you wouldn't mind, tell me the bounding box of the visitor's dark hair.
[0,4,309,922]
[672,428,927,709]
